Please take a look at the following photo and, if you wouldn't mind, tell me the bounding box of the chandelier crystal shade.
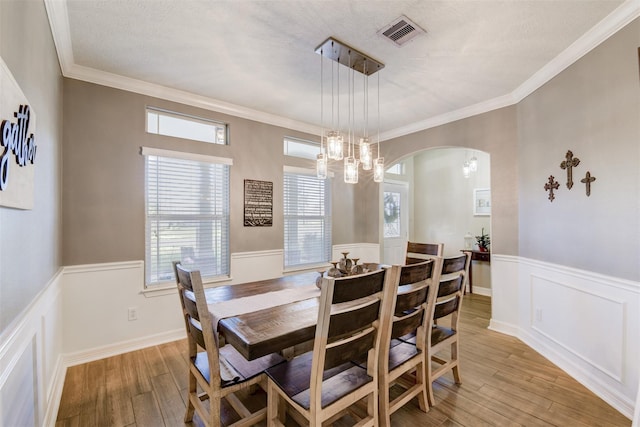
[315,37,385,184]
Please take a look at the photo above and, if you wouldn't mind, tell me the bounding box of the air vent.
[378,15,426,47]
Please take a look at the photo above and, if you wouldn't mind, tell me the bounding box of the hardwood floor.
[55,294,631,426]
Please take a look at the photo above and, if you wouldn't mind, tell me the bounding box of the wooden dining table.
[204,264,382,361]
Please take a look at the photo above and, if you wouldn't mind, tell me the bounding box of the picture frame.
[244,179,273,226]
[473,188,491,216]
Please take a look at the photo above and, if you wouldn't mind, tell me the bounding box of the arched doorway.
[381,147,492,296]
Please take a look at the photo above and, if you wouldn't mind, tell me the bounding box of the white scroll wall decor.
[0,56,37,210]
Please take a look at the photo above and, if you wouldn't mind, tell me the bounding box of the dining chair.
[264,268,391,426]
[405,241,444,264]
[377,258,442,427]
[173,262,285,427]
[427,252,471,406]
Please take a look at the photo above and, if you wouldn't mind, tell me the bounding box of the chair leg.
[267,380,285,426]
[415,362,429,412]
[184,372,197,423]
[426,356,435,406]
[378,380,391,427]
[451,342,462,384]
[207,394,221,427]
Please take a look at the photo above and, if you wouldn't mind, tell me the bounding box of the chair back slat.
[399,260,434,285]
[434,296,459,320]
[442,254,467,275]
[324,328,376,370]
[406,242,444,264]
[437,276,463,298]
[391,309,424,340]
[189,318,207,348]
[395,285,429,315]
[331,269,386,303]
[328,300,381,339]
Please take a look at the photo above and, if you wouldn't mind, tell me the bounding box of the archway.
[381,147,492,296]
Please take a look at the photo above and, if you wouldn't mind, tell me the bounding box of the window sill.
[283,263,332,275]
[142,275,233,297]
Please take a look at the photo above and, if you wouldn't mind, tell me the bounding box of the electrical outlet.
[128,307,138,321]
[535,308,542,322]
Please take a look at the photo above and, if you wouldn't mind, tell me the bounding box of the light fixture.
[469,155,478,172]
[315,37,384,184]
[462,161,471,179]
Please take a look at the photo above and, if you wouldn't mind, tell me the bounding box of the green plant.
[476,227,490,250]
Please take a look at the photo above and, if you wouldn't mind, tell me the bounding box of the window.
[284,170,331,268]
[383,191,401,238]
[386,162,404,175]
[143,147,231,286]
[146,107,228,145]
[283,137,321,160]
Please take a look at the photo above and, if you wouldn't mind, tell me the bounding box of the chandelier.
[315,38,385,184]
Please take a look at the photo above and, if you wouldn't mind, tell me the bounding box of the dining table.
[201,263,383,361]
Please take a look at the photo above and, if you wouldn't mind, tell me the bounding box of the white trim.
[62,329,185,368]
[140,146,233,165]
[44,0,640,142]
[63,260,144,275]
[283,165,335,178]
[519,256,640,293]
[487,319,519,337]
[232,249,284,260]
[471,286,491,297]
[43,355,65,427]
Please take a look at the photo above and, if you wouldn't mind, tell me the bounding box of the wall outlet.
[128,307,138,321]
[535,308,542,322]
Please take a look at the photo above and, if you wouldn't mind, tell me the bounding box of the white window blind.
[144,151,230,286]
[284,172,331,268]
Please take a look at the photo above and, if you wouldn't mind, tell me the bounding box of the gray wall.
[0,0,63,332]
[62,80,360,265]
[518,18,639,281]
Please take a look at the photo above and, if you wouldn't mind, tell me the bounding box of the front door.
[382,181,409,265]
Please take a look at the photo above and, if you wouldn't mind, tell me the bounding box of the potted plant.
[475,227,490,252]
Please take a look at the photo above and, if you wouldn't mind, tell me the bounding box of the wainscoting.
[490,255,639,419]
[0,269,64,426]
[1,249,638,425]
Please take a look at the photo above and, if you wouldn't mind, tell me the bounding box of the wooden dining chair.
[264,269,391,426]
[173,262,285,427]
[427,252,470,406]
[405,241,444,264]
[377,258,442,427]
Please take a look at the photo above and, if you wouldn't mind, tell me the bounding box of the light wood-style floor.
[55,294,631,426]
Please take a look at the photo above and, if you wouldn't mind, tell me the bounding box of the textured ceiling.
[49,0,636,139]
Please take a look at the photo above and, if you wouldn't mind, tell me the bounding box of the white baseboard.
[471,286,491,297]
[488,318,519,337]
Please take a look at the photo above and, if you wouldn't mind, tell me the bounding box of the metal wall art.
[544,175,560,202]
[544,150,596,202]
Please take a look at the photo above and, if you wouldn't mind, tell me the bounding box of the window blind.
[145,152,230,286]
[284,172,331,268]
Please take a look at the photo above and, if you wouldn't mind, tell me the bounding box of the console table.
[461,249,490,294]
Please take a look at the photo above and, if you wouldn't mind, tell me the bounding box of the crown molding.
[45,0,640,142]
[379,92,518,141]
[512,0,640,103]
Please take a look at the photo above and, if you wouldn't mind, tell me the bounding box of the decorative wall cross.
[560,150,580,189]
[580,171,596,196]
[544,175,560,202]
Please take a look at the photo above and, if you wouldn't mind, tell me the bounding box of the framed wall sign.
[473,188,491,216]
[0,57,37,209]
[244,179,273,226]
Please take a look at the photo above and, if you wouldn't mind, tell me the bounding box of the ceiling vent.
[378,15,426,47]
